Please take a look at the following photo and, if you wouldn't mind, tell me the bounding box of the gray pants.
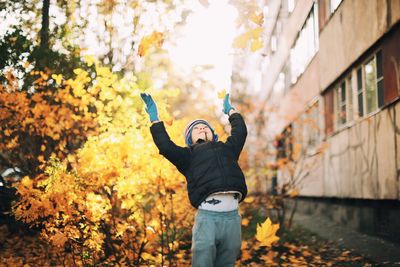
[191,209,241,267]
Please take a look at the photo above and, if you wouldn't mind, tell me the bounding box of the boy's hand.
[222,93,235,115]
[140,93,159,122]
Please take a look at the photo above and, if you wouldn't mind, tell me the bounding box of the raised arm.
[222,94,247,159]
[140,93,190,172]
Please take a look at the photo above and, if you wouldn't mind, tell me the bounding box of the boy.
[140,92,248,267]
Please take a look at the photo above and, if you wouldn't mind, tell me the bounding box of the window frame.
[333,73,355,130]
[357,50,384,117]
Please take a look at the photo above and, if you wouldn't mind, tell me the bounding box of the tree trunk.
[40,0,50,49]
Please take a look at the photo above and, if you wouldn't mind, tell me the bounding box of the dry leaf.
[217,89,227,99]
[255,217,280,247]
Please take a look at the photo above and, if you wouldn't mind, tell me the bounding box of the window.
[346,76,354,121]
[334,75,354,128]
[305,101,320,148]
[276,125,293,160]
[357,50,384,116]
[335,81,347,126]
[290,3,319,84]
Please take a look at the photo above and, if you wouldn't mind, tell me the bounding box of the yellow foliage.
[230,0,265,53]
[12,64,195,265]
[233,27,263,50]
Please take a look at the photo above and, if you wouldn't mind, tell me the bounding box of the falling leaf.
[233,27,263,50]
[250,27,263,38]
[249,12,264,26]
[255,217,280,247]
[233,31,250,49]
[165,119,173,126]
[138,32,164,57]
[250,38,263,52]
[217,89,227,99]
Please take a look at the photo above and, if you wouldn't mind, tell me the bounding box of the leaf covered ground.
[0,194,383,266]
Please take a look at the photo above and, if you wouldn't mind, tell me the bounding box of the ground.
[1,194,399,266]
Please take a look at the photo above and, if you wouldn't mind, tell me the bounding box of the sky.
[167,0,238,94]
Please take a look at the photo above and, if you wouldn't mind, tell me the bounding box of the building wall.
[318,101,400,199]
[245,0,400,199]
[319,0,400,92]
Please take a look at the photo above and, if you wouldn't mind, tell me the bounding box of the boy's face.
[191,123,213,144]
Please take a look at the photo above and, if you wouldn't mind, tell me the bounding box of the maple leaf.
[255,217,280,247]
[217,89,227,99]
[138,32,164,57]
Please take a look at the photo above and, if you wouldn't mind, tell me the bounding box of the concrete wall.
[319,0,400,91]
[295,101,400,199]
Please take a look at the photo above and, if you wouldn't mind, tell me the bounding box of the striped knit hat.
[184,119,218,146]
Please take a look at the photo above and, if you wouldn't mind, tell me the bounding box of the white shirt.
[198,191,242,212]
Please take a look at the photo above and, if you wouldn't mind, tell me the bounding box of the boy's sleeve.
[225,113,248,159]
[150,122,191,172]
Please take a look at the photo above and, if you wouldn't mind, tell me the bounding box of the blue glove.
[222,93,235,115]
[140,93,159,122]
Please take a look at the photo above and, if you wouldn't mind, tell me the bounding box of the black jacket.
[150,113,248,208]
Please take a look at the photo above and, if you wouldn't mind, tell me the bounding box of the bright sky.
[167,0,238,93]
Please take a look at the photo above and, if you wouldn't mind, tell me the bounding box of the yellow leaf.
[289,190,299,198]
[250,38,263,52]
[233,31,250,49]
[52,74,63,84]
[243,196,254,203]
[249,12,264,26]
[165,119,173,126]
[84,55,96,67]
[217,89,227,99]
[138,32,164,57]
[250,27,263,38]
[255,217,280,247]
[241,218,250,226]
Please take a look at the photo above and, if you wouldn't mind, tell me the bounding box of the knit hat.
[184,119,218,146]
